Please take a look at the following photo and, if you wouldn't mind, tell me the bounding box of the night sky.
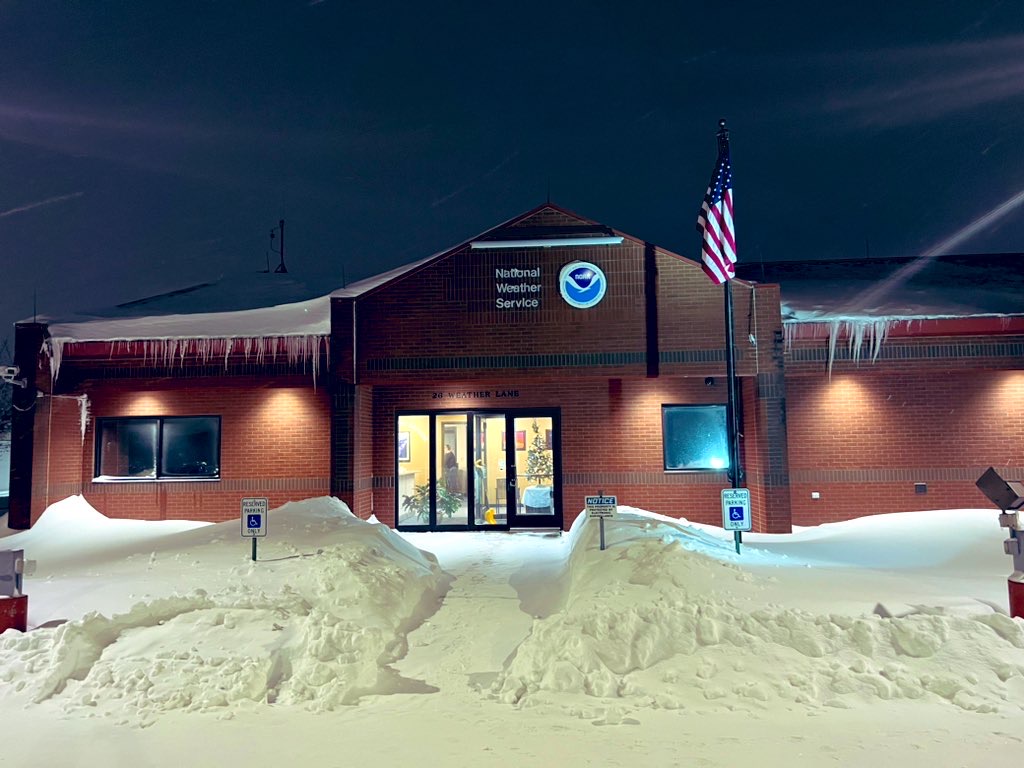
[2,1,1023,353]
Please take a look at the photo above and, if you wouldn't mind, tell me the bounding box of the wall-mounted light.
[470,236,624,249]
[705,377,716,387]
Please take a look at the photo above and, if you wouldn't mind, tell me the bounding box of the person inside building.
[443,445,458,493]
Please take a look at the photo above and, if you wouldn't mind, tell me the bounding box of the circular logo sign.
[559,261,607,309]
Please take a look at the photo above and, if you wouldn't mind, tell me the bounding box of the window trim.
[661,404,730,473]
[93,415,222,482]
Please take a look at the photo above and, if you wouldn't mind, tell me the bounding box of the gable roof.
[36,202,714,343]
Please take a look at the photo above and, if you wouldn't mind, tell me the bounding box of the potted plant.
[401,482,461,522]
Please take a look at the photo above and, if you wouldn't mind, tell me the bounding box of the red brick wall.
[29,396,87,522]
[33,376,330,523]
[786,369,1024,524]
[368,375,773,530]
[351,384,374,518]
[656,253,775,378]
[355,238,650,383]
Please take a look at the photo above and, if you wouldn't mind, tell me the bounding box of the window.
[96,417,220,480]
[662,405,729,471]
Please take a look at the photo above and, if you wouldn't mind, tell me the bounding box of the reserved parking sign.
[241,497,268,538]
[721,488,751,532]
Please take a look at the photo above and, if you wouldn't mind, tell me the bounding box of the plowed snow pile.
[2,497,1022,734]
[496,510,1024,715]
[0,497,446,725]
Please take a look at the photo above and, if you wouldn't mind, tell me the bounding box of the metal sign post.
[240,497,269,561]
[721,488,751,555]
[586,492,617,551]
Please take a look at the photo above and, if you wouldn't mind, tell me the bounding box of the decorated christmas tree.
[526,419,553,484]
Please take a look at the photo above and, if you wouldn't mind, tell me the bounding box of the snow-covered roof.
[46,295,331,343]
[738,253,1024,322]
[36,204,579,342]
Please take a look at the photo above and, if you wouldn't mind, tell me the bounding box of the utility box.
[0,549,24,597]
[0,549,27,633]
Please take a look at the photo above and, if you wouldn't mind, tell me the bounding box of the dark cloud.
[1,1,1024,356]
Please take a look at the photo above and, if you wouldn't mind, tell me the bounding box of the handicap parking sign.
[241,498,268,538]
[721,489,751,532]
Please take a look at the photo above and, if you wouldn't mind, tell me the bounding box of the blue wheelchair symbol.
[247,514,262,529]
[728,506,745,522]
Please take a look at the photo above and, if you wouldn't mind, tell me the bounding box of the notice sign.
[586,495,617,519]
[241,497,269,538]
[721,488,752,532]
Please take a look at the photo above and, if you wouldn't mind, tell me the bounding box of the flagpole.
[717,119,743,553]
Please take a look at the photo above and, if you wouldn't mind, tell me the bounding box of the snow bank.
[3,498,1022,730]
[0,497,447,725]
[1,495,209,569]
[496,510,1024,716]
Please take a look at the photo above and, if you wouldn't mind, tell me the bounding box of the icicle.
[870,319,891,362]
[848,322,866,365]
[77,393,90,445]
[46,338,65,385]
[826,320,840,378]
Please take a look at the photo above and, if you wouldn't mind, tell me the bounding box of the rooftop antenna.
[269,219,287,273]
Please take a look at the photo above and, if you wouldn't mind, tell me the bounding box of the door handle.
[508,477,516,487]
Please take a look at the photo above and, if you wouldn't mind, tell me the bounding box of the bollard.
[1010,574,1024,620]
[0,595,28,633]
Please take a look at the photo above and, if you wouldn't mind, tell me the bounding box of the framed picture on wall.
[515,430,527,451]
[397,431,411,462]
[545,429,553,449]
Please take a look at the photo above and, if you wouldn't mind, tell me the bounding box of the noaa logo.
[559,261,607,309]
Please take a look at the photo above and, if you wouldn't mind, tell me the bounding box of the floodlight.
[976,467,1024,511]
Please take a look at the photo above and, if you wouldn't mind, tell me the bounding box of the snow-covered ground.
[1,496,1022,767]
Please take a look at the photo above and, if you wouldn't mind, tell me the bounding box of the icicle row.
[46,335,329,386]
[786,318,899,379]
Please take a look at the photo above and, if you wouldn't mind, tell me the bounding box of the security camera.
[1,365,26,388]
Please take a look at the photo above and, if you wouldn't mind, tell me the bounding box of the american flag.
[696,144,736,284]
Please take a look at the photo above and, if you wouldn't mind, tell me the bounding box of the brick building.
[8,204,1023,533]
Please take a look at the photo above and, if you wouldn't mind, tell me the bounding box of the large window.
[95,417,220,480]
[662,405,729,471]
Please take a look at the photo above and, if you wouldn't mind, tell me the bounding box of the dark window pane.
[98,419,158,478]
[663,406,729,471]
[161,417,220,477]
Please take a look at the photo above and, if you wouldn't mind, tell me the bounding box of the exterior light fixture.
[470,237,624,249]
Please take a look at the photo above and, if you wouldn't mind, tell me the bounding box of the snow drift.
[495,509,1024,716]
[0,497,447,725]
[1,498,1022,730]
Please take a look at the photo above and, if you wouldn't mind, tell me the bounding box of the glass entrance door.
[396,409,560,531]
[506,414,560,529]
[472,413,507,528]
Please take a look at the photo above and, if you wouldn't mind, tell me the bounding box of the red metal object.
[1009,577,1024,620]
[0,595,28,633]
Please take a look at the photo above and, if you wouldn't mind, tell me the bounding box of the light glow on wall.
[126,393,167,415]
